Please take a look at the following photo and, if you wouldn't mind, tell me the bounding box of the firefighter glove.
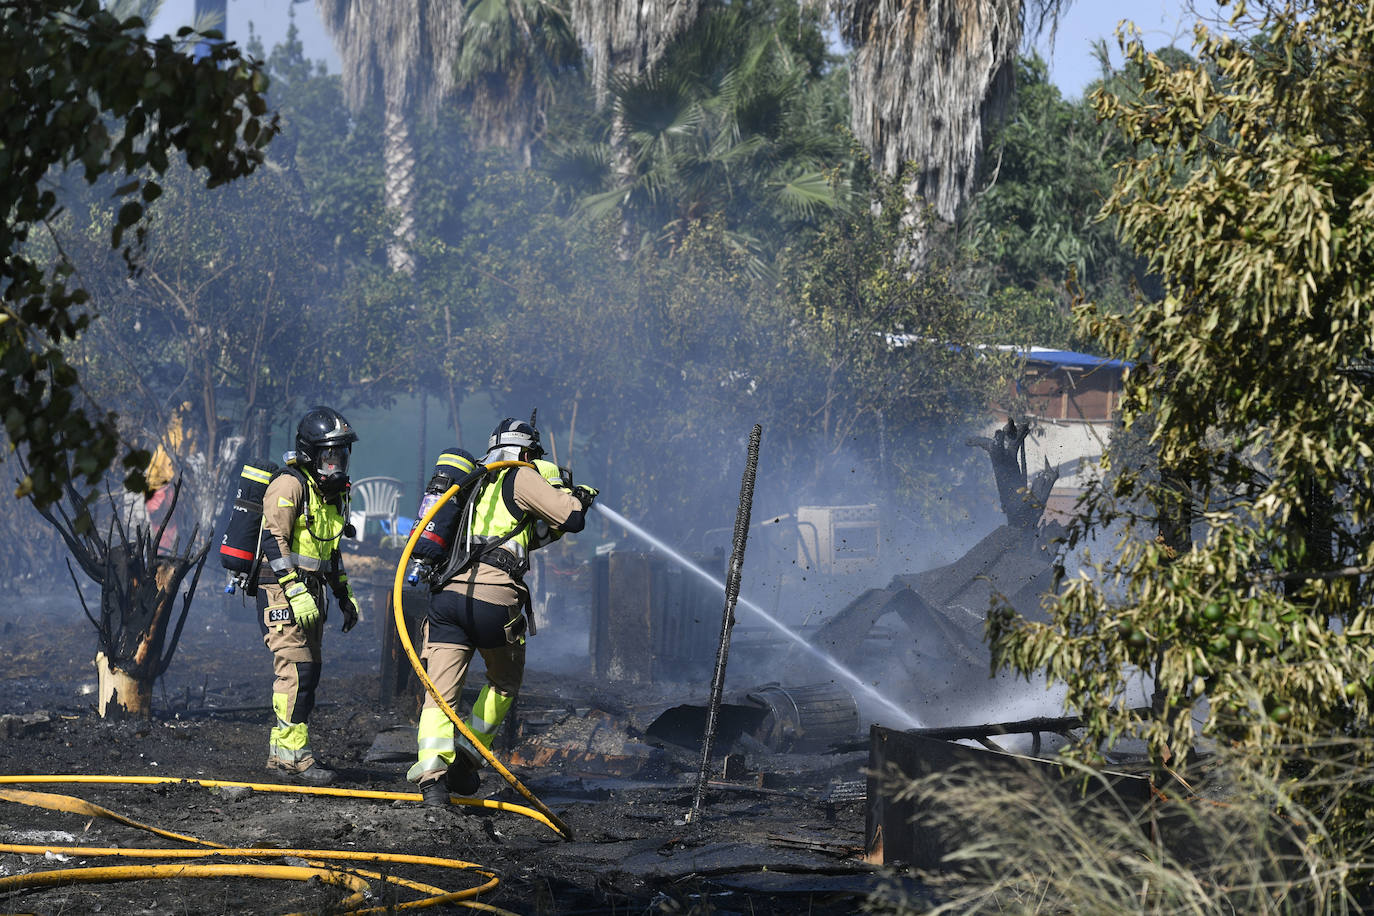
[285,581,320,629]
[334,577,358,632]
[572,484,598,510]
[339,596,358,633]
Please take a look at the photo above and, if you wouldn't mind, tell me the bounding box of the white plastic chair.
[351,476,403,544]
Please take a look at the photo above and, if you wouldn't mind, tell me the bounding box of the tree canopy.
[989,0,1374,870]
[552,0,851,272]
[0,0,276,508]
[964,53,1144,337]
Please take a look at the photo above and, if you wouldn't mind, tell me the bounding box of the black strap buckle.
[479,548,528,580]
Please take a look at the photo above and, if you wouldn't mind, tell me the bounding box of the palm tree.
[567,0,702,107]
[567,0,705,253]
[818,0,1066,255]
[316,0,464,274]
[455,0,580,167]
[553,3,851,273]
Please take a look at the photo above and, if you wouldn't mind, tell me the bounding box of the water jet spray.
[593,503,923,729]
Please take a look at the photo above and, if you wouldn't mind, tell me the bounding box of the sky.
[1032,0,1229,98]
[149,0,1230,101]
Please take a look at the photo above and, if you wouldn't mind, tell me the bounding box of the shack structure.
[990,347,1130,523]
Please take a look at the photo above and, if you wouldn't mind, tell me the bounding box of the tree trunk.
[566,395,580,472]
[1150,461,1192,769]
[1155,465,1193,561]
[92,549,203,719]
[36,482,208,720]
[383,103,417,274]
[839,0,1021,267]
[1290,473,1333,598]
[95,651,152,719]
[967,417,1054,531]
[611,107,636,259]
[417,389,429,503]
[443,304,463,443]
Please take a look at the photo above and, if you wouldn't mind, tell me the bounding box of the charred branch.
[32,476,209,717]
[31,478,109,583]
[967,417,1057,531]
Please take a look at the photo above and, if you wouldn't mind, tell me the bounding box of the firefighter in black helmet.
[409,417,598,805]
[257,406,360,785]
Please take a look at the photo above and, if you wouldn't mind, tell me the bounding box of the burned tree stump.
[967,417,1059,531]
[35,479,208,719]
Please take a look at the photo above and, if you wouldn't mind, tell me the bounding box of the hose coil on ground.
[0,465,575,912]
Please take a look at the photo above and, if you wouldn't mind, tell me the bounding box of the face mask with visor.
[316,444,351,486]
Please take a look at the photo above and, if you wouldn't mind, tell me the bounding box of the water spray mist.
[593,503,923,730]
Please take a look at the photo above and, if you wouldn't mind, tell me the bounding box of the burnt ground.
[0,576,925,915]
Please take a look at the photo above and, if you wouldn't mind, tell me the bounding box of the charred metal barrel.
[745,682,859,753]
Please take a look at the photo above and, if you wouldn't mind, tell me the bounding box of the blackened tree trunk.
[35,479,208,719]
[1290,473,1334,596]
[1154,464,1193,562]
[967,417,1057,531]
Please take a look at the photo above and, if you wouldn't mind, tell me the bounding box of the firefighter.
[258,405,360,785]
[409,418,597,805]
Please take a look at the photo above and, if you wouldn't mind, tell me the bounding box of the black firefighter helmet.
[487,418,544,460]
[296,406,358,495]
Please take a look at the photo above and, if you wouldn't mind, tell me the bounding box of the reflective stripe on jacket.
[470,469,529,561]
[290,478,345,570]
[265,471,345,575]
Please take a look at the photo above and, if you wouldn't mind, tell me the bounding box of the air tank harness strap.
[479,549,536,636]
[478,549,528,581]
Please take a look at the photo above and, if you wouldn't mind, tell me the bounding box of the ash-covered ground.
[0,567,920,915]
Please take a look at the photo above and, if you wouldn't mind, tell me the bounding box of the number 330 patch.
[267,606,294,624]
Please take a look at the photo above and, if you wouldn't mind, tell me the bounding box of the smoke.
[0,15,1092,747]
[565,422,1075,735]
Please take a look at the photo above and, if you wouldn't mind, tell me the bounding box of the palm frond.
[455,0,581,161]
[837,0,1024,221]
[544,140,612,193]
[772,171,844,221]
[568,0,703,106]
[315,0,463,118]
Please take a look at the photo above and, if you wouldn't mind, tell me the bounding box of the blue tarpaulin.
[886,335,1132,370]
[1017,347,1132,371]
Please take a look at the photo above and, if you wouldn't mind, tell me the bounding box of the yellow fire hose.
[0,780,512,913]
[0,461,580,910]
[391,460,575,841]
[0,775,561,833]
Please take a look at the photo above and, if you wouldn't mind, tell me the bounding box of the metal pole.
[688,424,761,822]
